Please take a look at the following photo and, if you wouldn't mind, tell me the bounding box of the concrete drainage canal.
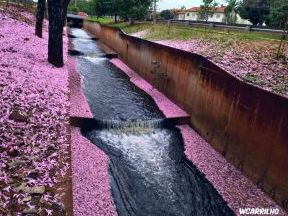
[69,28,236,216]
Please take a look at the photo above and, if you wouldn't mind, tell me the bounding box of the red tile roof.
[187,7,201,12]
[176,6,226,14]
[176,10,185,14]
[216,6,226,13]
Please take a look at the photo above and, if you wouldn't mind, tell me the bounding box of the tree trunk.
[44,0,48,19]
[130,18,135,25]
[6,0,9,6]
[114,14,117,23]
[47,0,64,67]
[153,0,156,24]
[35,0,46,38]
[277,22,288,58]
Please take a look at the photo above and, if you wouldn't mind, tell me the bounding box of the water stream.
[70,28,236,216]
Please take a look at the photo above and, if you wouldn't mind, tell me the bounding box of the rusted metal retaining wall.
[83,21,288,210]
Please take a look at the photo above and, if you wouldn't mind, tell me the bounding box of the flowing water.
[70,28,164,121]
[70,28,236,216]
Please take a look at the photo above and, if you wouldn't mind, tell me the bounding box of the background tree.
[68,0,97,15]
[68,3,79,13]
[6,0,9,6]
[152,0,156,24]
[90,0,152,24]
[224,0,239,24]
[238,0,270,25]
[267,0,288,28]
[93,0,111,17]
[84,0,120,22]
[276,22,287,57]
[180,5,186,10]
[119,0,153,24]
[35,0,46,38]
[108,0,121,23]
[160,9,172,20]
[198,0,218,21]
[151,0,162,24]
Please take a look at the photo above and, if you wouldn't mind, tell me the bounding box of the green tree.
[90,0,152,24]
[92,0,120,22]
[160,9,172,20]
[119,0,153,24]
[94,0,110,17]
[180,5,186,10]
[267,0,288,28]
[198,0,219,21]
[109,0,121,23]
[68,4,79,13]
[68,0,96,15]
[238,0,270,25]
[224,0,239,24]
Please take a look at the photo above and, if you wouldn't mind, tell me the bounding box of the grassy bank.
[108,22,287,42]
[86,17,114,24]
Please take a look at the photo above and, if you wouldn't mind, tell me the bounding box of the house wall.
[176,13,185,20]
[184,11,225,22]
[83,21,288,212]
[209,12,225,22]
[184,12,198,21]
[178,11,252,25]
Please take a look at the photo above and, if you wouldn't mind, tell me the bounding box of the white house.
[175,7,251,25]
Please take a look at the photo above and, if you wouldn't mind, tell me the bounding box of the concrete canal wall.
[83,21,288,210]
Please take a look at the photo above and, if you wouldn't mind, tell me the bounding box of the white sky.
[158,0,227,11]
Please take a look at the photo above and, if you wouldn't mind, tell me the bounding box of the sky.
[158,0,226,11]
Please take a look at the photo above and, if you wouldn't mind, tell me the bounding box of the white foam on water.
[98,129,178,199]
[97,119,164,129]
[83,56,107,64]
[71,28,92,39]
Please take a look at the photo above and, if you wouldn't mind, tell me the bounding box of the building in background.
[175,6,251,25]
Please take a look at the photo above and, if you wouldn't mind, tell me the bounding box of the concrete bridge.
[67,14,84,28]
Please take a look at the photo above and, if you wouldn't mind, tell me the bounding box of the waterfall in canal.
[83,123,236,216]
[90,119,165,130]
[70,28,236,216]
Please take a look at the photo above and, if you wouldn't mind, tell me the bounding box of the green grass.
[108,23,152,34]
[85,17,114,24]
[242,73,267,86]
[106,22,287,42]
[272,85,287,94]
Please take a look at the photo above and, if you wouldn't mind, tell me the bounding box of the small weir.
[70,28,236,216]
